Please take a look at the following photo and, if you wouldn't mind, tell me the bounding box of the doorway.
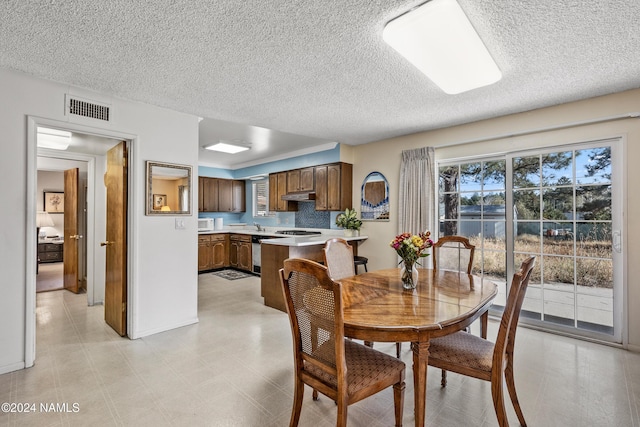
[26,116,135,367]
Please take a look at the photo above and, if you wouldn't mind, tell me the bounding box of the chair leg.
[491,374,509,427]
[505,359,527,426]
[312,389,318,401]
[336,398,348,427]
[441,369,447,387]
[396,342,402,358]
[290,378,304,427]
[364,341,373,348]
[393,380,406,427]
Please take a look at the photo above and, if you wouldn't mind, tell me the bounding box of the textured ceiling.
[2,1,640,168]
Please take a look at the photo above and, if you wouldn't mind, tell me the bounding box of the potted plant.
[335,208,363,237]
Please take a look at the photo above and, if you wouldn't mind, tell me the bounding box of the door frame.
[25,116,137,367]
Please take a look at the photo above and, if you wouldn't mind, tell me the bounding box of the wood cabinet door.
[300,167,314,191]
[198,236,212,271]
[203,178,219,212]
[218,179,233,211]
[229,240,239,267]
[268,174,278,211]
[232,180,245,212]
[287,170,301,193]
[211,238,228,269]
[327,164,341,211]
[238,242,252,271]
[314,165,328,210]
[198,177,204,212]
[276,172,289,211]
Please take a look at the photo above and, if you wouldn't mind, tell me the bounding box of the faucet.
[254,222,263,232]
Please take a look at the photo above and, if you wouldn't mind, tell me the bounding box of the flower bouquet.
[389,231,433,289]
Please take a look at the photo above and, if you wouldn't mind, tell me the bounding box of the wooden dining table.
[338,267,498,427]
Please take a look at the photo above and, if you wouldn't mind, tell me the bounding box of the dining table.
[338,267,498,427]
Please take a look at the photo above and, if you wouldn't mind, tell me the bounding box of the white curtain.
[398,147,435,235]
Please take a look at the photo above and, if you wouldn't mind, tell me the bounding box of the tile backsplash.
[295,201,330,229]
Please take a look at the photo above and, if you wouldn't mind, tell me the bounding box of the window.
[438,139,623,343]
[252,179,271,217]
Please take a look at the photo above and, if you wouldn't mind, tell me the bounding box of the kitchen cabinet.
[229,234,252,271]
[314,162,352,211]
[199,177,219,212]
[269,172,297,212]
[199,177,245,212]
[287,167,314,193]
[198,234,229,271]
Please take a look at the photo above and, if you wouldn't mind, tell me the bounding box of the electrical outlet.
[175,218,186,230]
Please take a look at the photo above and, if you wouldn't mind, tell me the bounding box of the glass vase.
[400,260,419,290]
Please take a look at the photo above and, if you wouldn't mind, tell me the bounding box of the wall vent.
[65,95,111,121]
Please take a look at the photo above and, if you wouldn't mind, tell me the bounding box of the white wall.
[0,68,200,374]
[351,88,640,351]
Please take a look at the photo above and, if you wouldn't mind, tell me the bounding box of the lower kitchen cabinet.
[229,234,252,272]
[198,234,229,272]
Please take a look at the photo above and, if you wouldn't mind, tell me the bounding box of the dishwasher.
[251,235,262,275]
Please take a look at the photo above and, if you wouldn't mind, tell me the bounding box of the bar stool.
[353,255,368,273]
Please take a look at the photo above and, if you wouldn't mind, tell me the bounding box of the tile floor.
[1,272,639,426]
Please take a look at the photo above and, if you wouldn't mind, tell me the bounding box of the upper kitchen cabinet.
[199,177,245,212]
[315,162,352,211]
[199,177,219,212]
[269,172,297,212]
[218,179,246,212]
[287,167,314,193]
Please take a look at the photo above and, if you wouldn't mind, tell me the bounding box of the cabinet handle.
[100,241,114,246]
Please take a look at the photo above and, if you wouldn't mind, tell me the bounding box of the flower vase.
[400,261,419,290]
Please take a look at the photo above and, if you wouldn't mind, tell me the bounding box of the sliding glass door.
[438,138,623,342]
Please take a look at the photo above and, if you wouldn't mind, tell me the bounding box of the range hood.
[281,192,316,201]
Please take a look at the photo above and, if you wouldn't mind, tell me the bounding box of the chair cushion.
[305,339,405,396]
[428,331,495,373]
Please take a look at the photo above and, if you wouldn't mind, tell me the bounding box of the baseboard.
[627,343,640,353]
[130,316,199,339]
[0,361,26,375]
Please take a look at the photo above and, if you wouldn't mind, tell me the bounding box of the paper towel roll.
[214,218,223,230]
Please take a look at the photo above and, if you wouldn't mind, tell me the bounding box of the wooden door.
[327,164,341,210]
[276,172,288,211]
[238,242,252,271]
[104,141,128,336]
[198,177,204,212]
[63,168,80,293]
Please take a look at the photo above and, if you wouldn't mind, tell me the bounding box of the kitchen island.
[260,234,367,312]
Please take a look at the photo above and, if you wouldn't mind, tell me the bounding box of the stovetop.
[275,230,322,236]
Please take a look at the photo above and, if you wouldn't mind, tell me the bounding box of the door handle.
[100,241,114,246]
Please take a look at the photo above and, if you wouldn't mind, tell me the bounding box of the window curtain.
[398,147,435,235]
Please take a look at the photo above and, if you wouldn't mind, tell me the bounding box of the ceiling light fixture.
[382,0,502,94]
[204,142,250,154]
[37,127,71,150]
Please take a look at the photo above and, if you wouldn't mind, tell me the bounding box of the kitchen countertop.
[259,234,367,247]
[198,228,367,246]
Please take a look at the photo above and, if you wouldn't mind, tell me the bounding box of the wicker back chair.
[323,238,356,280]
[280,258,406,427]
[427,256,536,427]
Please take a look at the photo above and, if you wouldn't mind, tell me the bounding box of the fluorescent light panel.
[204,142,250,154]
[383,0,501,94]
[37,127,71,150]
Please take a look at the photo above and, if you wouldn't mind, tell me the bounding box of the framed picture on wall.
[44,191,64,214]
[153,194,167,210]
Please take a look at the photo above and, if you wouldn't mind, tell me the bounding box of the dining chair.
[323,238,356,280]
[427,256,536,427]
[395,235,477,358]
[432,235,476,275]
[280,258,406,427]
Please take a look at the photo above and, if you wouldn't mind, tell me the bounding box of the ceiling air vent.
[65,95,111,121]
